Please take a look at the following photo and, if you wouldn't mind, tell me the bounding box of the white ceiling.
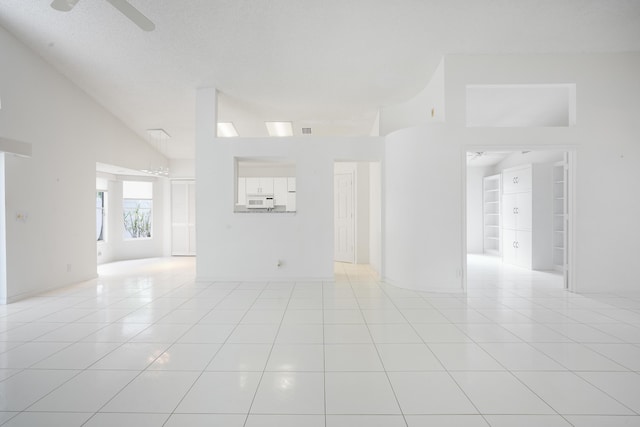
[1,1,639,159]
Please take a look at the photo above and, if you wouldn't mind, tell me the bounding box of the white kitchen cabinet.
[287,177,296,192]
[245,177,274,195]
[286,192,296,212]
[501,164,553,270]
[273,177,288,206]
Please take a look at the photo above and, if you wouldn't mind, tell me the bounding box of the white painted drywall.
[491,150,565,174]
[0,26,168,302]
[356,162,370,264]
[379,58,445,135]
[445,53,640,292]
[382,53,639,293]
[466,166,489,254]
[196,89,383,281]
[170,159,196,179]
[369,162,382,276]
[385,124,464,291]
[0,153,6,303]
[466,84,575,128]
[238,164,296,178]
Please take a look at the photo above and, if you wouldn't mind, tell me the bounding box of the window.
[234,157,296,213]
[466,84,576,128]
[122,181,153,239]
[96,191,106,241]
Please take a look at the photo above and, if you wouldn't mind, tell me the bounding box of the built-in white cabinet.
[237,176,296,209]
[245,177,274,195]
[287,177,296,192]
[483,174,501,255]
[171,180,196,256]
[501,164,553,270]
[273,177,288,206]
[502,192,532,231]
[502,166,532,194]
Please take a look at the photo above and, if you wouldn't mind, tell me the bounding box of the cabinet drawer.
[502,165,532,194]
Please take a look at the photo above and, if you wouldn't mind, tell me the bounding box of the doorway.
[334,165,355,263]
[465,149,574,291]
[333,161,382,276]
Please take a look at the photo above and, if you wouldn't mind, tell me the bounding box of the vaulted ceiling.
[1,0,639,158]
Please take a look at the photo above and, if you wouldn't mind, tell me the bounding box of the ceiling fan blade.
[51,0,81,12]
[105,0,155,31]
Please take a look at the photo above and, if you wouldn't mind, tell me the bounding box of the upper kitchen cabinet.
[234,157,296,213]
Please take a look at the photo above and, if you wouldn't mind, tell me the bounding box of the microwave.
[246,194,274,209]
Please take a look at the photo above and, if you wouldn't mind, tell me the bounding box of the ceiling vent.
[301,127,312,135]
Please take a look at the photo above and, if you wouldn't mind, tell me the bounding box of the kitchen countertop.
[234,205,295,214]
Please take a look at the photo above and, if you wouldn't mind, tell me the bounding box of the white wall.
[0,26,168,302]
[369,162,382,275]
[385,124,464,291]
[379,58,445,135]
[491,150,564,174]
[356,162,370,264]
[238,164,296,178]
[384,52,640,293]
[170,159,195,179]
[447,53,640,292]
[466,166,489,254]
[196,90,384,281]
[0,153,6,302]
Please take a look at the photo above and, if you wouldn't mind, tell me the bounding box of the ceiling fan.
[50,0,155,32]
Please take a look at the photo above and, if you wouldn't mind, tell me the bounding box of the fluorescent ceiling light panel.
[217,122,239,137]
[265,121,293,137]
[146,128,171,139]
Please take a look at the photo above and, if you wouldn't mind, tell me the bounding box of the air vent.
[301,127,312,135]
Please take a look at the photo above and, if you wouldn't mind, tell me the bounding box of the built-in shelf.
[483,174,501,256]
[553,161,566,272]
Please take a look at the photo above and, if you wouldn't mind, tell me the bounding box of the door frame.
[334,162,356,264]
[461,145,577,293]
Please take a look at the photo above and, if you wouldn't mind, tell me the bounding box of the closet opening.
[464,149,575,292]
[333,161,382,279]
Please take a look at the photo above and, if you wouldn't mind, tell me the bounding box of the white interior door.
[334,172,355,263]
[171,180,196,256]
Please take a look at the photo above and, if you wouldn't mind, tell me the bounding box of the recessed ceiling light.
[265,121,293,137]
[146,128,171,139]
[217,122,239,137]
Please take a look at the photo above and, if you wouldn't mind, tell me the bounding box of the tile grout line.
[346,273,410,427]
[241,281,294,427]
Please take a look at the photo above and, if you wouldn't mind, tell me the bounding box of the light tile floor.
[1,255,640,426]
